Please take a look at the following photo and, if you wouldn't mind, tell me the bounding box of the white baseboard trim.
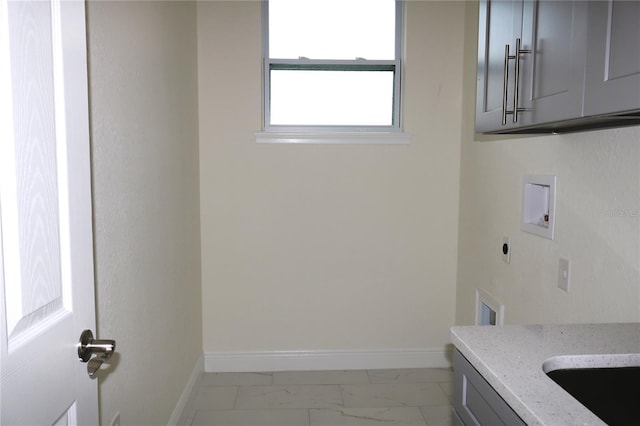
[168,352,204,426]
[205,348,452,372]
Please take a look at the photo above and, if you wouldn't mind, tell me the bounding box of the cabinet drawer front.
[452,407,465,426]
[463,374,507,425]
[453,350,526,426]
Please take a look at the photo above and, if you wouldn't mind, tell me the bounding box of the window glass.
[268,0,396,60]
[270,69,394,126]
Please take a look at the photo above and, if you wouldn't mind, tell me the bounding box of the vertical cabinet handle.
[501,38,530,126]
[502,44,511,125]
[512,38,531,123]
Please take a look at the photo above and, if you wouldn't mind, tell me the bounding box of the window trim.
[255,131,411,145]
[261,0,405,134]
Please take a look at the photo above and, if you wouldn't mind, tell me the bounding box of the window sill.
[255,131,412,145]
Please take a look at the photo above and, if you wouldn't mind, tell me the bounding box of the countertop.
[450,323,640,426]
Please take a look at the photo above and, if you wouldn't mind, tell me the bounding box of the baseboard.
[167,352,204,426]
[204,348,452,372]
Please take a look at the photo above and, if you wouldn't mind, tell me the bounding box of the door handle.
[78,329,116,378]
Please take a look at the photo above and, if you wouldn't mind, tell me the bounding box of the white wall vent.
[475,288,504,326]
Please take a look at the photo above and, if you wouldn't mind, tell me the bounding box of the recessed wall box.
[521,175,556,240]
[475,288,504,326]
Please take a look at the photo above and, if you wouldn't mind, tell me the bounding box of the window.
[262,0,404,133]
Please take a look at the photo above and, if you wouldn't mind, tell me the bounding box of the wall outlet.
[110,412,121,426]
[501,236,511,264]
[558,257,570,292]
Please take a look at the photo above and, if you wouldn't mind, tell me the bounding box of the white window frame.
[261,0,405,136]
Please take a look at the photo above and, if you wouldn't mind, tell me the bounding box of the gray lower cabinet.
[453,350,526,426]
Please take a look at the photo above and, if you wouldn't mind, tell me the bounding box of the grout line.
[418,405,429,425]
[365,369,373,383]
[337,383,346,409]
[231,385,240,409]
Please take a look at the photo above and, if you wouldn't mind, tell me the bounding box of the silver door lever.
[78,329,116,378]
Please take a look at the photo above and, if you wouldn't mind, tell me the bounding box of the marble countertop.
[450,323,640,426]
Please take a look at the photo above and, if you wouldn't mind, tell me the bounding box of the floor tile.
[182,369,454,424]
[367,368,453,384]
[310,407,427,425]
[273,370,370,385]
[178,408,197,426]
[438,381,453,397]
[420,405,453,426]
[201,372,273,386]
[235,384,343,409]
[193,386,238,410]
[192,408,310,426]
[341,383,450,408]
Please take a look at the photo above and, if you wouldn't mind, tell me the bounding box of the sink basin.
[543,354,640,426]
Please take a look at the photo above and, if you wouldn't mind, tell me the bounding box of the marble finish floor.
[180,368,453,425]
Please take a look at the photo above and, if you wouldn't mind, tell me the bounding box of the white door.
[0,0,99,424]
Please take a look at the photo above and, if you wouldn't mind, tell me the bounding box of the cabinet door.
[584,1,640,117]
[476,0,524,133]
[518,1,588,127]
[453,350,526,426]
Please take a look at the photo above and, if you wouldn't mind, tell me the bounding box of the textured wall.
[87,2,202,424]
[198,1,465,358]
[456,2,640,326]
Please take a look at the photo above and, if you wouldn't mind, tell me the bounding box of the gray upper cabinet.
[476,1,524,133]
[476,0,588,133]
[519,1,588,127]
[584,1,640,117]
[476,0,640,134]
